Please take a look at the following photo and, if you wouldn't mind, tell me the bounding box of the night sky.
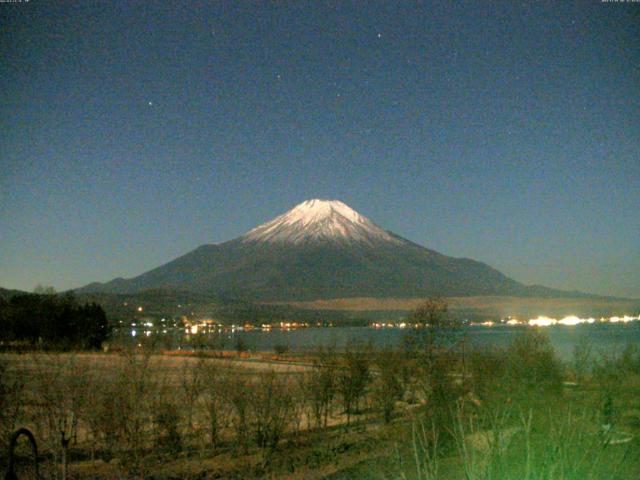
[1,1,638,298]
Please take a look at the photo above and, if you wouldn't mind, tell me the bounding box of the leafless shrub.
[338,344,371,423]
[373,348,405,423]
[250,370,295,459]
[287,373,307,434]
[180,358,205,433]
[418,349,461,441]
[200,361,231,448]
[154,401,182,454]
[504,329,563,400]
[81,367,121,460]
[79,349,164,475]
[572,336,593,383]
[223,371,251,454]
[467,347,508,404]
[119,349,165,469]
[467,329,563,410]
[30,353,89,479]
[304,347,337,429]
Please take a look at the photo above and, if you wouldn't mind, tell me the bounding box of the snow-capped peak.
[241,199,404,245]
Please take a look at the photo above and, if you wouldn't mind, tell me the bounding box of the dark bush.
[505,329,563,398]
[274,344,289,357]
[155,402,182,454]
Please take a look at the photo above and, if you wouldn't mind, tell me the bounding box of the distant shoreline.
[267,295,640,315]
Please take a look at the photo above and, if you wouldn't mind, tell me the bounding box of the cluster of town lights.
[472,315,640,327]
[124,318,323,337]
[185,321,311,335]
[372,314,639,329]
[525,314,639,327]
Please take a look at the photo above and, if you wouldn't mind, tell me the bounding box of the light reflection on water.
[116,322,640,361]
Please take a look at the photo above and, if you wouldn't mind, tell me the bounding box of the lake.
[171,322,640,361]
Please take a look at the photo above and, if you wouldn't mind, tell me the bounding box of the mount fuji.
[79,199,570,300]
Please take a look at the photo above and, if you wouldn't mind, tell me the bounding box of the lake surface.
[174,322,640,361]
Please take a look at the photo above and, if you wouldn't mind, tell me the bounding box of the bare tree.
[338,344,371,423]
[154,401,182,454]
[373,348,405,423]
[181,358,205,433]
[88,348,163,473]
[81,366,119,461]
[404,298,455,354]
[250,370,294,463]
[30,354,89,480]
[305,347,337,429]
[223,372,251,454]
[201,362,230,448]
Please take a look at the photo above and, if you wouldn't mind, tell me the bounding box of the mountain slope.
[79,199,574,301]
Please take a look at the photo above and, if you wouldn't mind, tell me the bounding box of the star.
[377,33,382,39]
[148,101,153,106]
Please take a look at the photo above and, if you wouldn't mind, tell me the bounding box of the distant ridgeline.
[75,289,364,326]
[0,290,109,349]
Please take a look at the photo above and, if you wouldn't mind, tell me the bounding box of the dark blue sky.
[1,1,638,297]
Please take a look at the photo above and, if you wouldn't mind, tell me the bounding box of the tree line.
[0,291,109,349]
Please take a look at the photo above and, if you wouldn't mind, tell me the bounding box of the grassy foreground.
[1,330,640,479]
